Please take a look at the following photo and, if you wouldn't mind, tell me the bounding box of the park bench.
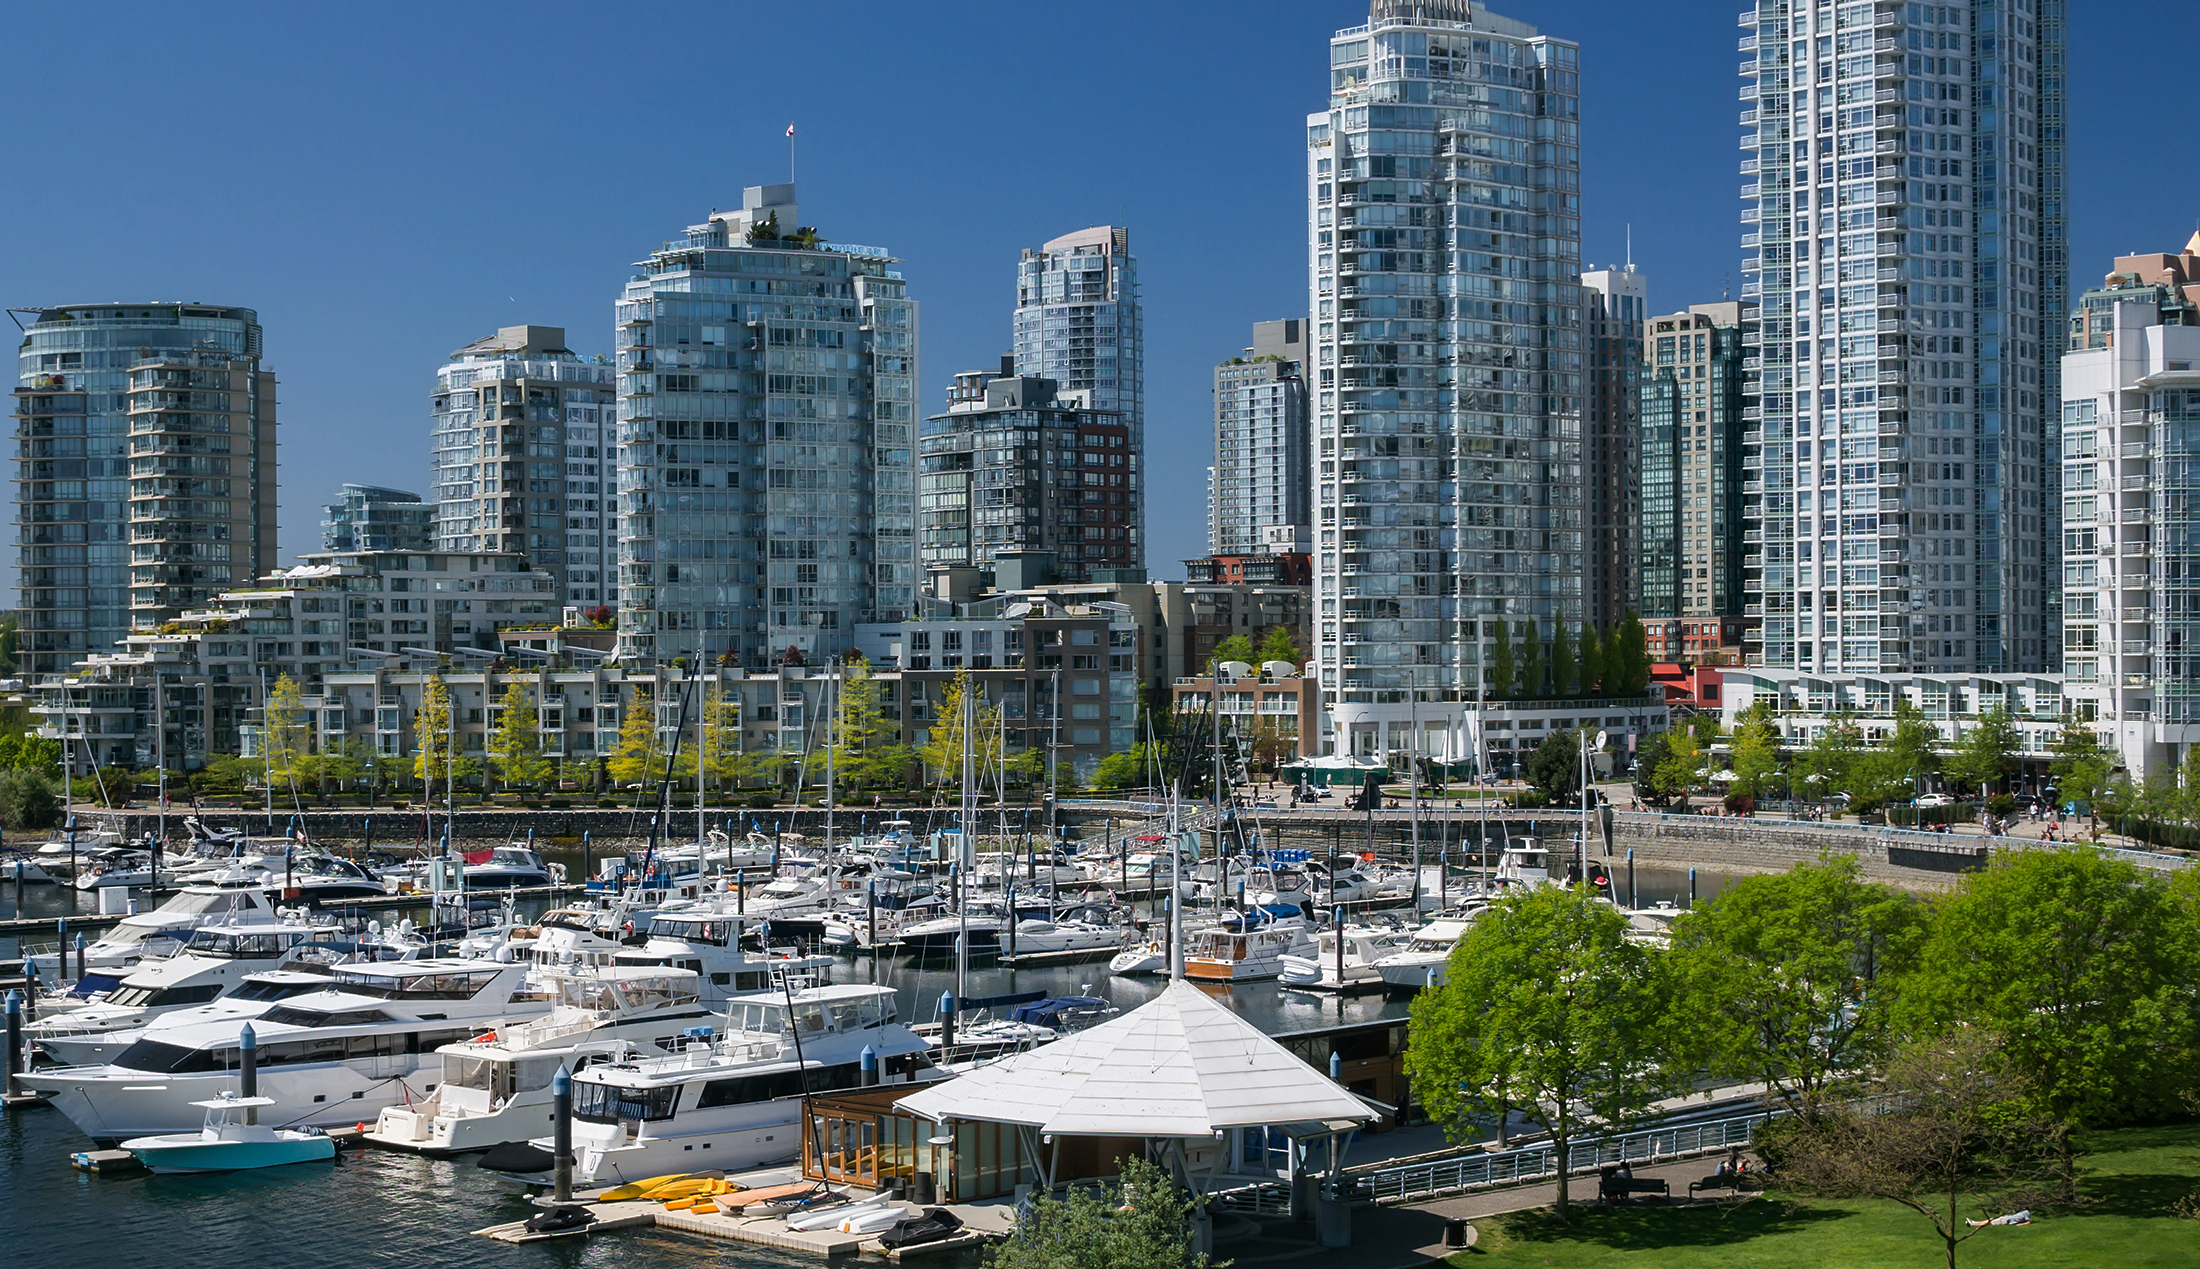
[1597,1168,1670,1203]
[1687,1170,1764,1199]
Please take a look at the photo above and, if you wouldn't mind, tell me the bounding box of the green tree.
[983,1154,1216,1269]
[263,673,314,796]
[1668,855,1928,1119]
[487,680,550,794]
[1617,612,1651,697]
[1947,702,2019,795]
[809,657,901,793]
[1728,701,1781,799]
[605,686,657,789]
[411,676,479,800]
[1525,727,1583,804]
[1651,728,1706,806]
[1883,698,1942,788]
[1905,847,2192,1198]
[1091,742,1155,792]
[699,681,744,791]
[1796,713,1864,805]
[0,732,62,779]
[0,767,60,830]
[1254,625,1303,668]
[1205,634,1254,671]
[1578,623,1606,698]
[318,735,369,793]
[917,669,1001,792]
[1406,884,1674,1215]
[2049,717,2112,817]
[1518,623,1545,697]
[1549,620,1576,698]
[1488,621,1515,701]
[1603,623,1628,697]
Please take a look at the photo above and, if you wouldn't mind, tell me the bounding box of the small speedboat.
[120,1094,337,1173]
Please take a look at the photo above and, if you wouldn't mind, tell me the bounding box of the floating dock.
[471,1180,1014,1259]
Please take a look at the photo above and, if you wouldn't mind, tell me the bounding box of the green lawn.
[1447,1121,2200,1268]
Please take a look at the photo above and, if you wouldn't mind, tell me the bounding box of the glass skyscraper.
[430,325,616,607]
[1639,302,1753,648]
[1209,319,1311,557]
[614,184,918,667]
[1739,0,2064,674]
[1580,266,1647,630]
[1012,226,1142,577]
[1310,0,1583,762]
[12,303,276,675]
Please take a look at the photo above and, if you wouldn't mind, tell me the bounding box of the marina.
[2,809,1735,1267]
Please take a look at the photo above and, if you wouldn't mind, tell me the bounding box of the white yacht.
[26,923,325,1063]
[29,958,548,1141]
[1491,842,1555,892]
[895,896,1054,957]
[26,967,342,1067]
[33,827,127,858]
[366,966,718,1155]
[29,881,286,980]
[1279,925,1412,992]
[609,909,832,1002]
[1372,909,1489,991]
[501,983,933,1185]
[463,846,563,890]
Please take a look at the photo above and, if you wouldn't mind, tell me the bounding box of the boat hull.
[121,1133,336,1173]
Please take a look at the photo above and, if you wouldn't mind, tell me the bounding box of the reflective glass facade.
[1310,0,1583,760]
[12,303,274,675]
[430,325,615,607]
[1012,226,1142,576]
[1739,0,2063,675]
[1210,319,1311,557]
[615,184,917,667]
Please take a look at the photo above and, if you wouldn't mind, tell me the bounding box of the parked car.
[1914,793,1954,809]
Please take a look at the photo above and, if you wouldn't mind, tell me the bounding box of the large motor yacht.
[367,966,718,1155]
[29,958,548,1141]
[496,983,933,1185]
[25,922,326,1063]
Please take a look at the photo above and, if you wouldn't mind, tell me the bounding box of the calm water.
[0,864,1728,1268]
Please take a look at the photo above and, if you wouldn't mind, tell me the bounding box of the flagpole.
[788,124,796,184]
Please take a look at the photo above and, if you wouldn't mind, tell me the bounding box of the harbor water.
[1,858,1730,1267]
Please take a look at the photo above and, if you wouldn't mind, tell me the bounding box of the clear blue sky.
[4,1,2190,600]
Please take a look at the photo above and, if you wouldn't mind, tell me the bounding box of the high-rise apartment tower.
[1311,0,1583,761]
[12,303,276,673]
[430,325,616,607]
[615,184,919,666]
[2059,237,2200,777]
[1209,319,1311,557]
[1739,0,2064,674]
[1639,302,1754,650]
[1013,227,1142,578]
[1581,266,1648,629]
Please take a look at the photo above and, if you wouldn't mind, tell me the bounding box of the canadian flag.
[786,123,796,137]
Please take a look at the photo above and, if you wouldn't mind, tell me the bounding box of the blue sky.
[4,1,2190,597]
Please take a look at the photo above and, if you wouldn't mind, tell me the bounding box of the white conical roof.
[894,980,1376,1139]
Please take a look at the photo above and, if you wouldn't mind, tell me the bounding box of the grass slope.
[1448,1121,2200,1268]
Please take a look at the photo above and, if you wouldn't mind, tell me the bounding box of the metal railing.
[1353,1108,1767,1205]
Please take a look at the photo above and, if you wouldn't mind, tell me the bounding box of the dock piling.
[939,991,956,1049]
[552,1064,573,1202]
[239,1022,258,1123]
[1688,867,1698,908]
[6,989,24,1099]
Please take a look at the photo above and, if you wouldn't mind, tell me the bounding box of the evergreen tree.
[1619,611,1652,696]
[487,680,550,794]
[263,673,314,796]
[412,676,479,799]
[1604,623,1628,696]
[606,685,657,789]
[1578,623,1606,698]
[1206,634,1254,671]
[1550,620,1576,698]
[1489,621,1515,701]
[1519,622,1545,697]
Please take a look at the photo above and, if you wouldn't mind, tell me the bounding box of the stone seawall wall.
[1606,814,1982,892]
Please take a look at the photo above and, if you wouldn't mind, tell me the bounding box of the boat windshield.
[99,983,223,1009]
[229,977,326,1002]
[335,968,506,999]
[184,929,301,959]
[573,1080,678,1124]
[557,975,699,1013]
[645,916,737,945]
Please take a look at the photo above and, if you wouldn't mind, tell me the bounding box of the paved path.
[1223,1155,1746,1268]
